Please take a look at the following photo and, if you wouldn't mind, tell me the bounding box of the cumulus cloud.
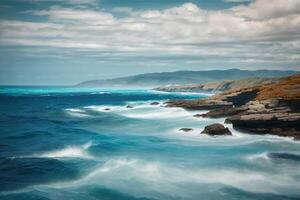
[30,6,115,24]
[234,0,300,20]
[0,0,299,67]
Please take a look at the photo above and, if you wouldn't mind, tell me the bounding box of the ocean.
[0,87,300,200]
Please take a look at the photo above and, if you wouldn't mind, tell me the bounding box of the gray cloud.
[0,0,299,70]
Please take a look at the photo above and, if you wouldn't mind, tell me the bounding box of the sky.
[0,0,299,85]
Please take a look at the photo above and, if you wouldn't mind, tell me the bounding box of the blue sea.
[0,87,300,200]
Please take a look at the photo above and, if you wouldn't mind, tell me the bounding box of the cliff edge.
[166,74,300,140]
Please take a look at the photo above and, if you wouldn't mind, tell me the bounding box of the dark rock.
[227,112,300,139]
[283,99,300,113]
[166,99,232,110]
[126,105,133,108]
[185,104,232,110]
[179,128,193,132]
[104,108,111,111]
[224,118,233,124]
[150,102,160,105]
[193,114,202,118]
[201,107,248,118]
[225,89,258,107]
[201,123,232,136]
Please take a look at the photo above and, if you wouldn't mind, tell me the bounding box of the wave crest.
[36,142,93,159]
[12,142,94,160]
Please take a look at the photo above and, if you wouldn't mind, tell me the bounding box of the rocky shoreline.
[166,74,300,140]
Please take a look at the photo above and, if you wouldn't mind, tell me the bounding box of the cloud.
[0,0,300,67]
[30,6,114,24]
[234,0,300,20]
[223,0,252,2]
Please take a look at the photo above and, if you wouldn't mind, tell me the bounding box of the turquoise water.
[0,87,300,200]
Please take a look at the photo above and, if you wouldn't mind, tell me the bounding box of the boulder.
[193,114,202,118]
[104,108,111,111]
[201,123,232,136]
[126,105,133,108]
[179,128,193,132]
[150,102,160,105]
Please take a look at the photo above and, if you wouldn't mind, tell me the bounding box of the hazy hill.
[77,69,297,87]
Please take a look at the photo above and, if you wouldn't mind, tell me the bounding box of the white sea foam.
[84,101,162,113]
[36,147,87,158]
[82,141,93,149]
[91,91,110,95]
[123,107,191,119]
[247,152,270,162]
[65,108,91,118]
[45,157,300,199]
[31,142,93,159]
[82,100,203,120]
[7,155,300,198]
[84,102,191,119]
[84,105,125,112]
[65,108,85,113]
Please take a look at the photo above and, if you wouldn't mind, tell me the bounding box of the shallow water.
[0,87,300,200]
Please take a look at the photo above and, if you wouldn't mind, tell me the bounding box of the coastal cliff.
[155,77,279,93]
[166,74,300,140]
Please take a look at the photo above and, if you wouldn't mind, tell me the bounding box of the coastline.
[165,74,300,140]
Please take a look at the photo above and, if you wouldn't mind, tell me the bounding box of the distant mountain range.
[76,69,298,87]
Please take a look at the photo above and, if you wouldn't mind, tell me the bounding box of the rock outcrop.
[166,74,300,140]
[201,123,232,136]
[179,128,193,132]
[225,99,300,140]
[200,107,248,118]
[150,102,160,106]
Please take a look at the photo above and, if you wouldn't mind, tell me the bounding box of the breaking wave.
[12,142,94,160]
[48,157,300,198]
[35,142,93,159]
